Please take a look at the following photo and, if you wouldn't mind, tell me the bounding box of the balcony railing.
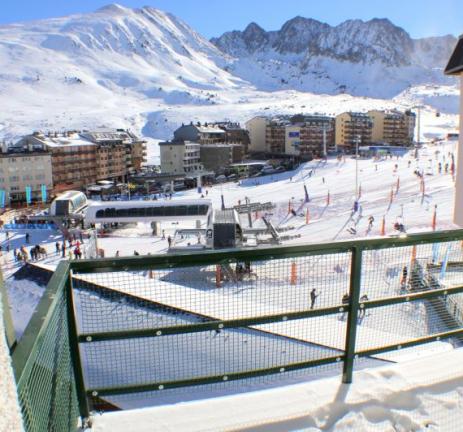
[8,229,463,431]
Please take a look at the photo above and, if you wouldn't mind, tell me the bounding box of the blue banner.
[439,245,450,281]
[0,190,5,209]
[432,243,440,264]
[25,186,32,205]
[41,184,47,203]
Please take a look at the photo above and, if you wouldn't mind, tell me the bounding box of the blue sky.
[1,0,462,39]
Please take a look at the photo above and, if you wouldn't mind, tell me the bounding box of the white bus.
[84,199,212,224]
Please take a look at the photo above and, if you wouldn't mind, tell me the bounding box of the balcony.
[7,229,463,431]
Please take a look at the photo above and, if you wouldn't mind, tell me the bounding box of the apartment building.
[335,112,373,152]
[199,144,243,173]
[211,122,250,153]
[160,140,204,175]
[285,115,335,158]
[0,142,53,205]
[265,119,288,154]
[174,123,226,145]
[368,110,416,145]
[245,117,268,153]
[80,130,146,172]
[17,129,146,193]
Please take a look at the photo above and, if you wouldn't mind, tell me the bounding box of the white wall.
[454,77,463,226]
[245,117,267,152]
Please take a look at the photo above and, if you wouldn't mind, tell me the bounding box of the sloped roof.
[445,35,463,75]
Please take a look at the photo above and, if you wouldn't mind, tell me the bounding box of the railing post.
[343,246,363,383]
[67,269,90,423]
[0,267,16,350]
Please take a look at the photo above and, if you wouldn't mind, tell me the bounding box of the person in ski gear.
[310,288,318,309]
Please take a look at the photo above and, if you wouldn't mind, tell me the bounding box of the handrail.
[11,228,463,430]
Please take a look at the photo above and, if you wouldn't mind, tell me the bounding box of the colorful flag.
[439,245,450,281]
[25,186,32,205]
[41,184,47,203]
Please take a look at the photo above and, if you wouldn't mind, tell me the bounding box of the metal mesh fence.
[72,252,352,409]
[12,232,463,422]
[16,285,80,432]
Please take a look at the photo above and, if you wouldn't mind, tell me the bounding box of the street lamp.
[355,135,361,199]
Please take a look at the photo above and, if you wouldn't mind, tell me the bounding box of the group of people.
[55,235,84,259]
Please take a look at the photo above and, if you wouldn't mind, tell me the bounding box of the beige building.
[245,117,268,153]
[0,142,53,205]
[335,112,373,152]
[368,110,416,145]
[444,36,463,226]
[160,140,204,175]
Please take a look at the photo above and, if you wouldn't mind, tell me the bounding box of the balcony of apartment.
[5,230,463,431]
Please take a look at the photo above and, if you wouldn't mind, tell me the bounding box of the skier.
[401,266,408,289]
[115,250,120,257]
[25,232,30,243]
[167,235,172,248]
[368,215,375,229]
[55,242,60,255]
[353,200,359,213]
[133,250,140,256]
[310,288,318,310]
[162,229,166,240]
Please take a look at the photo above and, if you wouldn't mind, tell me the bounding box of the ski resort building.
[211,121,250,153]
[173,123,226,145]
[335,112,373,152]
[16,130,146,194]
[445,35,463,227]
[199,143,243,173]
[0,141,53,205]
[285,114,335,158]
[368,109,416,146]
[159,140,204,175]
[245,116,268,153]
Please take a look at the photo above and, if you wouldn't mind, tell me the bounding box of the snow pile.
[5,278,46,339]
[0,293,23,432]
[90,347,463,432]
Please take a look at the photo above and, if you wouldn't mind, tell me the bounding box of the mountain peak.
[95,3,129,15]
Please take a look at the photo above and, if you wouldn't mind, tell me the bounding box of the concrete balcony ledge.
[91,348,463,432]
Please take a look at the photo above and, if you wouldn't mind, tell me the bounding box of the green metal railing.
[10,229,463,430]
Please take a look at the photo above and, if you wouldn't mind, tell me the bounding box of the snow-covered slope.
[0,4,458,143]
[0,4,249,140]
[211,18,458,98]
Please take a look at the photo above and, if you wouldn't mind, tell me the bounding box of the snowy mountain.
[0,4,458,144]
[211,18,457,97]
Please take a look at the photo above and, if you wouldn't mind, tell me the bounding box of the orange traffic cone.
[290,262,297,285]
[411,245,417,265]
[432,205,437,231]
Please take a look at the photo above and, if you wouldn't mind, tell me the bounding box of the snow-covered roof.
[39,134,96,148]
[196,126,225,134]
